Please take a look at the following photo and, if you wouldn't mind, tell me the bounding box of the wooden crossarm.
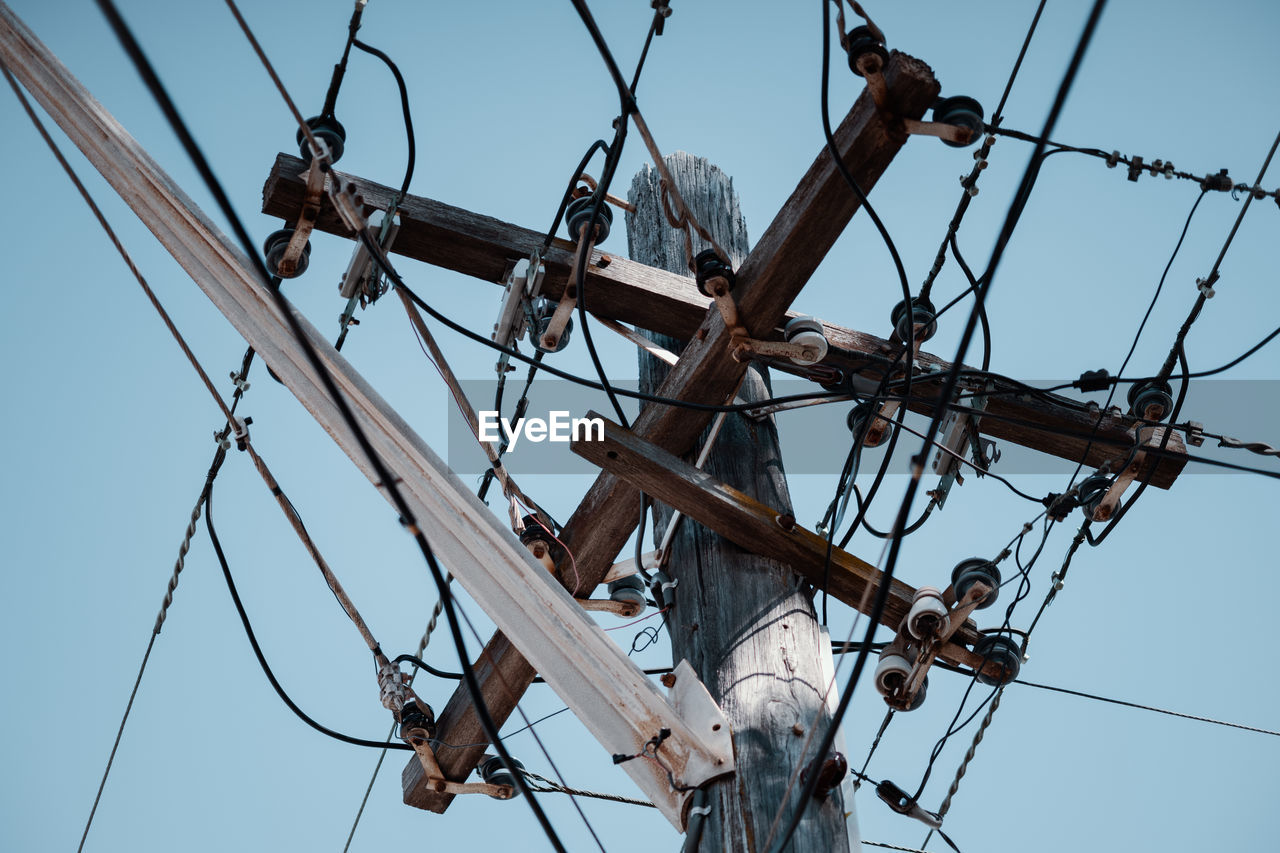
[571,413,987,673]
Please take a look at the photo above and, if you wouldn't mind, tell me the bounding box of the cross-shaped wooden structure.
[0,1,1188,839]
[261,50,1187,815]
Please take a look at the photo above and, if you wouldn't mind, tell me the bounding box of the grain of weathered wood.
[402,51,942,812]
[571,411,984,673]
[629,153,851,853]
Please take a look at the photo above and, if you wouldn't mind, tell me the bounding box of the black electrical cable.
[1111,323,1280,382]
[318,1,365,119]
[851,484,934,539]
[768,5,1108,849]
[1053,188,1209,509]
[572,123,633,428]
[915,0,1045,316]
[844,392,1280,481]
[204,479,413,752]
[1152,127,1280,386]
[351,39,414,200]
[99,3,566,844]
[391,268,856,414]
[395,654,674,685]
[945,233,992,372]
[569,0,638,117]
[635,493,652,582]
[628,4,665,96]
[1085,342,1192,546]
[821,0,915,361]
[539,140,610,257]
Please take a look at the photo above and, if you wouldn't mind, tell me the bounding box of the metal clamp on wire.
[876,780,942,829]
[491,251,546,372]
[378,659,409,713]
[230,412,252,448]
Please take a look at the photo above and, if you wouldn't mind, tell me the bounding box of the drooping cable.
[766,5,1108,849]
[351,39,415,201]
[204,477,413,751]
[97,2,566,844]
[75,446,226,853]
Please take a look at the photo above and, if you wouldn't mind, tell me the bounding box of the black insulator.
[803,751,849,800]
[950,558,1001,609]
[528,298,572,353]
[1077,472,1112,518]
[973,634,1023,685]
[297,115,347,163]
[932,96,985,148]
[519,514,564,562]
[479,754,525,798]
[564,195,613,243]
[533,315,572,353]
[691,249,735,297]
[845,25,888,77]
[397,699,437,743]
[1127,379,1175,422]
[889,297,938,342]
[608,574,647,609]
[262,228,310,278]
[847,402,889,447]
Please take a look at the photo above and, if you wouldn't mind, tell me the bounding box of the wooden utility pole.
[626,153,851,851]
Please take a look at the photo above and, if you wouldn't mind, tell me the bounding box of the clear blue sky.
[2,1,1278,851]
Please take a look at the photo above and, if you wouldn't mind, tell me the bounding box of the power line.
[95,0,569,846]
[767,4,1109,848]
[1012,678,1280,737]
[75,446,227,853]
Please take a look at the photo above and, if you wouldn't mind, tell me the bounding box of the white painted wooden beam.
[0,2,731,828]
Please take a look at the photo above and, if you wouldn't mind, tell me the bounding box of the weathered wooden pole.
[627,153,852,852]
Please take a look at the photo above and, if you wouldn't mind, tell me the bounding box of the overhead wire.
[74,446,227,853]
[766,4,1109,849]
[213,9,618,845]
[95,1,569,846]
[204,477,413,751]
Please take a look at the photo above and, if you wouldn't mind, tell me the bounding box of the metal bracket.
[1091,425,1164,522]
[855,54,975,146]
[576,596,645,619]
[541,225,597,351]
[894,581,989,705]
[730,336,822,365]
[930,388,994,507]
[705,277,747,337]
[493,250,544,353]
[339,208,401,300]
[278,148,331,276]
[404,730,514,800]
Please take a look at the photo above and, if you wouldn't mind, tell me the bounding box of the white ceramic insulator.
[907,586,950,640]
[874,651,912,698]
[787,329,829,365]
